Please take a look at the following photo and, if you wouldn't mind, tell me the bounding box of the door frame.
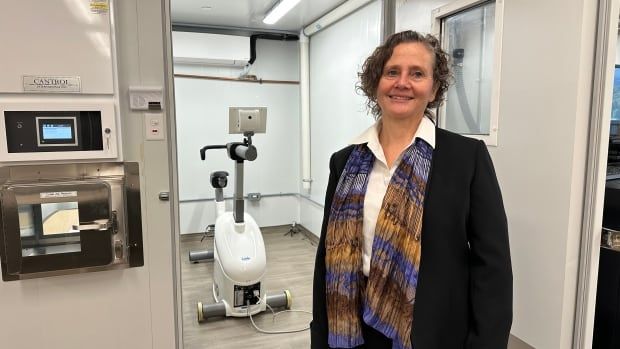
[160,0,184,347]
[573,0,619,347]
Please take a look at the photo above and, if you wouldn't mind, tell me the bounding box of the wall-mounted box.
[0,0,122,163]
[172,31,250,67]
[0,100,119,163]
[0,162,143,281]
[0,0,116,94]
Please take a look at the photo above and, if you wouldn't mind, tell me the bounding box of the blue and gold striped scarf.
[325,139,433,349]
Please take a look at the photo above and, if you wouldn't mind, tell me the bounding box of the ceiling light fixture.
[262,0,301,25]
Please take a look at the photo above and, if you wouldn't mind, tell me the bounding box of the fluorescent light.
[263,0,301,25]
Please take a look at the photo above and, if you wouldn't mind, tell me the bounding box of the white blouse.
[350,116,436,276]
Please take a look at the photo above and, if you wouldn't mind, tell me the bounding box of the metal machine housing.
[0,162,143,281]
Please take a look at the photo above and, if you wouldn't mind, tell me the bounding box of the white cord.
[265,303,276,323]
[246,300,312,334]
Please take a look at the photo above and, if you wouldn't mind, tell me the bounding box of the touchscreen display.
[36,116,78,146]
[42,123,73,140]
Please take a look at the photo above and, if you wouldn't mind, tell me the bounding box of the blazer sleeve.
[466,140,513,349]
[311,153,339,349]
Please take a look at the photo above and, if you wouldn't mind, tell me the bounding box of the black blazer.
[311,128,512,349]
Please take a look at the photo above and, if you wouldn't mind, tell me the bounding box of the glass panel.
[18,202,81,257]
[41,202,80,235]
[442,2,495,135]
[607,66,620,178]
[18,205,35,237]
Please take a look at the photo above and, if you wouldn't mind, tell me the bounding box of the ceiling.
[171,0,348,33]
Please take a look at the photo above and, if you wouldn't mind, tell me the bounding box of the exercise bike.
[193,131,291,322]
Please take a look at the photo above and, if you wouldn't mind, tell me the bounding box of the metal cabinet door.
[0,181,115,280]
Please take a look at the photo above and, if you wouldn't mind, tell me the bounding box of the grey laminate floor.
[180,225,534,349]
[181,225,316,349]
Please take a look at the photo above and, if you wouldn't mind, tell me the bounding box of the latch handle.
[72,219,110,231]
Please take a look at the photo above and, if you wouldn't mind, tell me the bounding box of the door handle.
[72,219,110,231]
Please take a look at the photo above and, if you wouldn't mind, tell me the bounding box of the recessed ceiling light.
[201,6,212,10]
[263,0,301,25]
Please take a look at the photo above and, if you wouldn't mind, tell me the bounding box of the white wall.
[299,0,382,235]
[173,39,301,233]
[493,0,596,347]
[0,0,177,348]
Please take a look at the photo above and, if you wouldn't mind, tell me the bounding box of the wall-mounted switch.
[145,114,165,140]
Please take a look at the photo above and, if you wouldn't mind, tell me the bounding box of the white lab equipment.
[195,130,292,321]
[0,0,145,280]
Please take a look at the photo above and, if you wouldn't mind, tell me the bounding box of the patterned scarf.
[325,139,433,349]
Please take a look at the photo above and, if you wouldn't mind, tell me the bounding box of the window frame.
[431,0,504,146]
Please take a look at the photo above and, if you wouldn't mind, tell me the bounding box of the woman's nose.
[395,73,410,87]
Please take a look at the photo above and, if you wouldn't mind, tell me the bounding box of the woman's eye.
[385,69,399,77]
[411,71,424,79]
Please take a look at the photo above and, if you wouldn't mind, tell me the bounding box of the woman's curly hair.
[357,30,451,119]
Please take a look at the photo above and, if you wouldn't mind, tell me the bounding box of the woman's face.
[376,42,437,121]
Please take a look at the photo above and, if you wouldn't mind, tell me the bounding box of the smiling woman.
[311,30,512,349]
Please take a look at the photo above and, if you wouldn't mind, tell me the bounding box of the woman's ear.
[430,83,439,103]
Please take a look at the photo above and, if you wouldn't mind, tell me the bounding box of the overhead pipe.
[241,33,298,77]
[299,0,373,191]
[248,33,299,65]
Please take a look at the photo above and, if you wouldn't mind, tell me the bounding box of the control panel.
[0,100,118,162]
